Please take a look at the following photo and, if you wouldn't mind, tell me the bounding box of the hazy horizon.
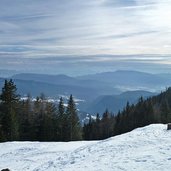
[1,67,171,78]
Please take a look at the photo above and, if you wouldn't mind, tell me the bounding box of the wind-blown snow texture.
[0,124,171,171]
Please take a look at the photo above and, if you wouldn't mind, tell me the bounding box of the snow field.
[0,124,171,171]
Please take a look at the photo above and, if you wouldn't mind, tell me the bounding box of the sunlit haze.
[0,0,171,75]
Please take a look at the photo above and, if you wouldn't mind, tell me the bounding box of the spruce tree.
[0,79,20,140]
[31,96,41,140]
[57,97,66,141]
[101,109,111,139]
[19,94,32,140]
[66,95,82,141]
[43,102,57,141]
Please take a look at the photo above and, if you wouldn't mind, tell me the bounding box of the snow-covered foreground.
[0,124,171,171]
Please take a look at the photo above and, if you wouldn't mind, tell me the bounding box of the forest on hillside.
[0,79,171,142]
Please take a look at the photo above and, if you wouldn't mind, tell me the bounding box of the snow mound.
[0,124,171,171]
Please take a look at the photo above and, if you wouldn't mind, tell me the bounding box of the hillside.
[85,90,156,114]
[8,74,121,103]
[10,70,171,98]
[0,78,99,101]
[6,70,171,114]
[11,73,119,95]
[77,70,171,91]
[0,124,170,171]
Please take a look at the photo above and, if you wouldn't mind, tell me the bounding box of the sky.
[0,0,171,76]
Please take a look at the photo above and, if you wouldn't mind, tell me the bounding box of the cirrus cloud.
[0,0,171,75]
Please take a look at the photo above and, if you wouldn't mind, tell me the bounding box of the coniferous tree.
[31,96,41,140]
[101,109,112,139]
[19,94,32,140]
[57,97,67,141]
[66,95,82,141]
[160,99,170,123]
[42,102,57,141]
[0,79,20,140]
[95,113,101,139]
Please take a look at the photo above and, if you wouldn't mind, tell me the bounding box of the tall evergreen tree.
[101,109,111,139]
[42,102,57,141]
[0,79,20,140]
[19,94,32,140]
[66,95,82,141]
[31,96,41,140]
[57,97,66,141]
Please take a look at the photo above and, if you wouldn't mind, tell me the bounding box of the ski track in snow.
[0,124,171,171]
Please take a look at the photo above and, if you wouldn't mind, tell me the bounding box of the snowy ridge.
[0,124,171,171]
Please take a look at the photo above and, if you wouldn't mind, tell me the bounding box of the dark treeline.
[83,88,171,140]
[0,79,82,142]
[1,79,171,142]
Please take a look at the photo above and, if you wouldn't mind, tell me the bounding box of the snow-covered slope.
[0,124,171,171]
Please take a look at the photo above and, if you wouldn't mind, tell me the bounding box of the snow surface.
[0,124,171,171]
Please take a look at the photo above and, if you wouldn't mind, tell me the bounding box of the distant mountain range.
[77,70,171,92]
[83,90,157,115]
[9,73,120,101]
[0,70,171,114]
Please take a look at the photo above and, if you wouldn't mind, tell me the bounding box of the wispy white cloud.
[0,0,171,74]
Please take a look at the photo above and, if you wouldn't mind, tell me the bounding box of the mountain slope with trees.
[83,87,171,140]
[0,80,82,142]
[84,90,156,114]
[1,79,171,142]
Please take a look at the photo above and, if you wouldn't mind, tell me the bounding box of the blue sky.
[0,0,171,75]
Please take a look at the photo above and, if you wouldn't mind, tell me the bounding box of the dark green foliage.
[56,97,68,141]
[0,80,82,142]
[66,95,82,141]
[83,87,171,140]
[0,79,20,141]
[1,79,171,142]
[19,94,32,140]
[41,102,57,141]
[83,111,115,140]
